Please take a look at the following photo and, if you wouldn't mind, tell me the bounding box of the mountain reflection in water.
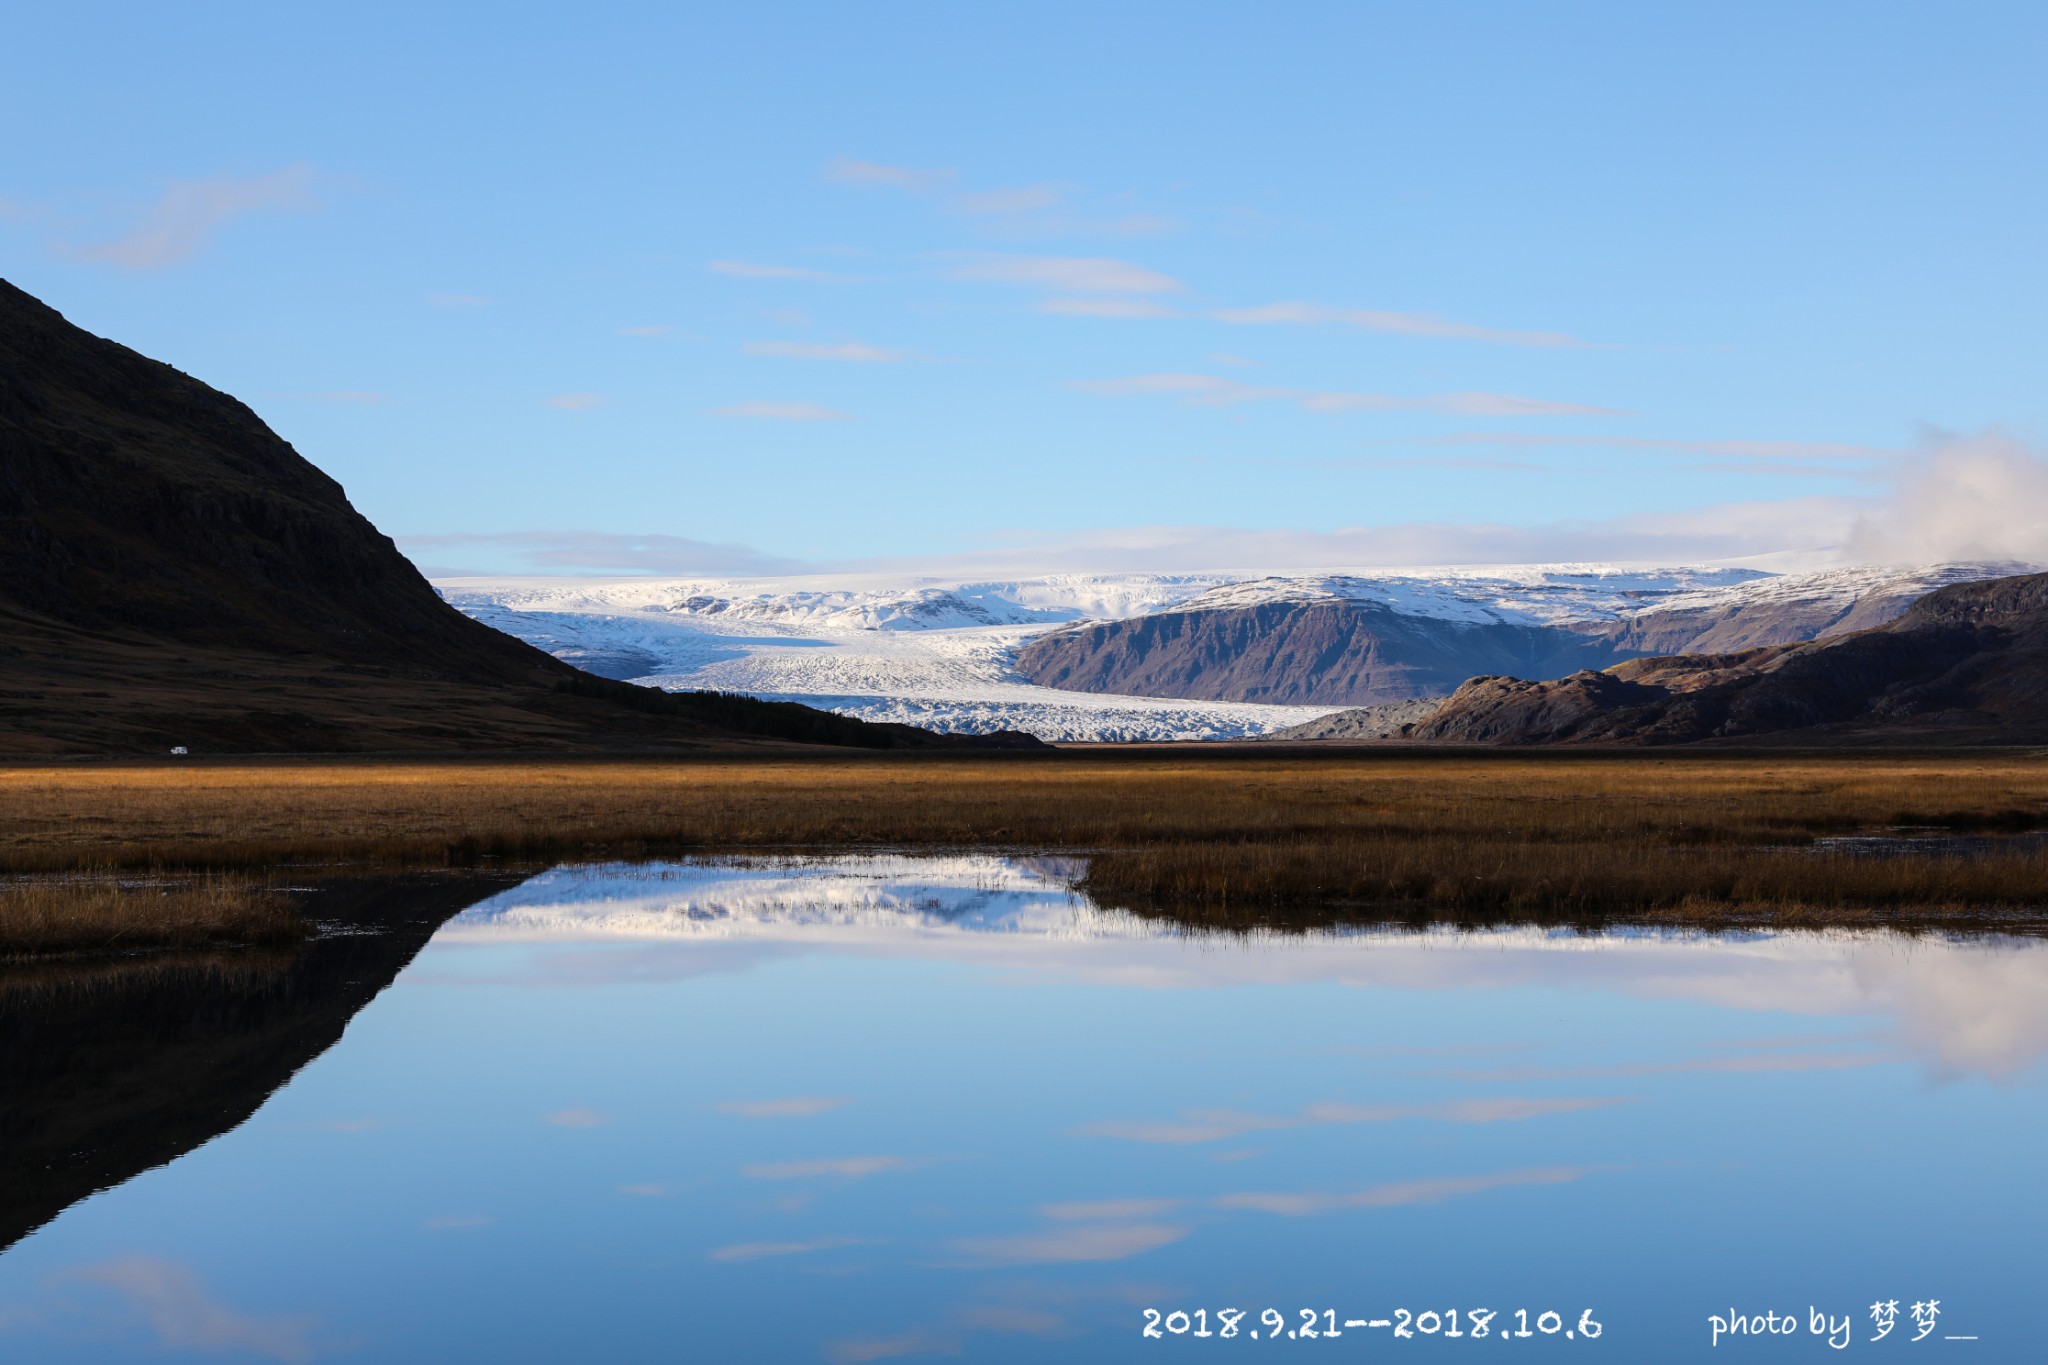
[1,854,2042,1363]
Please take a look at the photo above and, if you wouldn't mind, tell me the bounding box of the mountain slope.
[1007,564,2019,711]
[0,280,1021,753]
[1013,599,1644,706]
[1411,571,2048,745]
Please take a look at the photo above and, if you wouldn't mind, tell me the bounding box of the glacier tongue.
[436,561,2027,742]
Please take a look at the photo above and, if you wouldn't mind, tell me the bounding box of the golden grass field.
[0,877,301,958]
[4,750,2046,942]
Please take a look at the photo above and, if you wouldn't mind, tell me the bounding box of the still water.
[3,855,2044,1362]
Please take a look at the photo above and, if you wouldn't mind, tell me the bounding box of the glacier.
[437,561,2027,742]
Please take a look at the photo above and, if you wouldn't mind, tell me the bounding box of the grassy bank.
[2,751,2045,923]
[0,878,303,959]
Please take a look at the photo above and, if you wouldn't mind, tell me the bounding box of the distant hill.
[1412,572,2048,745]
[0,279,1034,754]
[1009,565,2015,712]
[1014,599,1636,706]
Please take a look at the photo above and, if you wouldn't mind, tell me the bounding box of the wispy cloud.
[1080,1095,1625,1144]
[826,157,954,193]
[70,164,320,270]
[1447,1053,1892,1082]
[424,1213,494,1231]
[717,1097,855,1119]
[828,1326,964,1364]
[1075,372,1618,417]
[709,1236,868,1262]
[59,1258,317,1364]
[950,1222,1189,1267]
[545,1107,609,1127]
[1214,1165,1596,1217]
[946,253,1184,296]
[715,400,853,421]
[1212,300,1585,349]
[1040,1198,1185,1222]
[1038,297,1178,319]
[405,529,806,578]
[616,323,675,338]
[545,393,609,412]
[954,184,1065,216]
[274,390,387,405]
[1418,431,1900,465]
[828,158,1171,238]
[828,494,1869,577]
[744,340,906,363]
[742,1155,921,1180]
[711,259,859,282]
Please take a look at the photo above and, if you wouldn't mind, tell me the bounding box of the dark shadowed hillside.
[1412,572,2048,745]
[0,280,1033,753]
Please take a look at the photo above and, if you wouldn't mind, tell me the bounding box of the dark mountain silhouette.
[0,280,1034,752]
[1412,572,2048,745]
[0,872,522,1253]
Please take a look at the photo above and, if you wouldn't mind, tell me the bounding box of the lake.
[2,854,2042,1361]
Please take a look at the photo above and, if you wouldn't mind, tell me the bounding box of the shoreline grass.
[0,877,304,959]
[2,753,2044,929]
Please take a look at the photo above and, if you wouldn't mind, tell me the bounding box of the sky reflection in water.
[2,855,2043,1362]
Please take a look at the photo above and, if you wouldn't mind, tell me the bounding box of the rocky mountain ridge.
[1411,571,2048,745]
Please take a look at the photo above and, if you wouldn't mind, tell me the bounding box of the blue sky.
[4,3,2044,575]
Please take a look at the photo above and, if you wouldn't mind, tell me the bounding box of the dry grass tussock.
[2,752,2045,922]
[0,877,304,958]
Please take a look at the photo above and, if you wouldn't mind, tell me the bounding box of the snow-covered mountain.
[437,562,2030,742]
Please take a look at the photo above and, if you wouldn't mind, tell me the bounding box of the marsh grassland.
[0,877,302,958]
[3,751,2046,934]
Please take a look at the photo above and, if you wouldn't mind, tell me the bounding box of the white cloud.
[1040,1198,1186,1222]
[742,1155,920,1180]
[1080,1096,1625,1144]
[829,1326,964,1364]
[831,495,1867,577]
[716,1096,854,1118]
[946,253,1184,295]
[1213,1165,1594,1217]
[274,390,386,404]
[744,340,906,363]
[546,1107,609,1127]
[1038,297,1178,319]
[1419,431,1899,469]
[827,158,1166,237]
[402,530,806,577]
[424,1214,494,1230]
[1212,300,1585,349]
[59,1258,316,1363]
[954,184,1065,216]
[1844,429,2048,565]
[545,393,609,412]
[715,400,853,421]
[826,157,953,192]
[709,1236,867,1262]
[1075,371,1618,417]
[950,1222,1188,1266]
[71,164,320,270]
[710,259,858,282]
